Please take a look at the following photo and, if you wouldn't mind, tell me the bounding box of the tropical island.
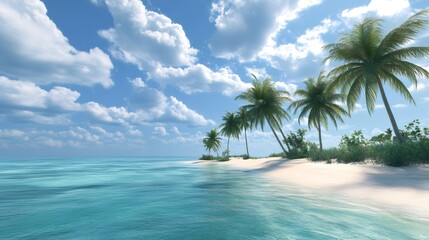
[198,9,429,218]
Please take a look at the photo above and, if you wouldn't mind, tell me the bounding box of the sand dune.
[197,157,429,219]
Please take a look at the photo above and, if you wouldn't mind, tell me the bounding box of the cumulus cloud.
[0,0,113,87]
[130,77,146,88]
[152,64,250,96]
[153,126,168,136]
[209,0,322,61]
[86,94,215,127]
[260,18,339,70]
[0,76,81,111]
[99,0,249,96]
[341,0,410,19]
[245,67,269,79]
[99,0,197,70]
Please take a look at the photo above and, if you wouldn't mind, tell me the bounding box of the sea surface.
[0,157,428,239]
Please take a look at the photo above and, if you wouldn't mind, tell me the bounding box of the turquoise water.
[0,157,428,239]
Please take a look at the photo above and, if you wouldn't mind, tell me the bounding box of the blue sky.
[0,0,429,157]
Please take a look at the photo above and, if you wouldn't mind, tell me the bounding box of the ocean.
[0,157,428,239]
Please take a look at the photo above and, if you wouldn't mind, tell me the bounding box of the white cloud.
[375,104,385,109]
[167,97,216,126]
[86,95,215,127]
[341,0,410,19]
[100,0,249,96]
[393,103,407,109]
[154,126,168,136]
[371,128,383,136]
[171,126,181,135]
[152,64,250,96]
[274,81,298,94]
[260,18,339,68]
[128,128,143,136]
[40,138,63,148]
[0,0,113,87]
[245,67,269,79]
[209,0,322,61]
[408,82,429,92]
[13,111,72,125]
[99,0,197,70]
[130,77,146,88]
[84,102,134,125]
[0,129,26,139]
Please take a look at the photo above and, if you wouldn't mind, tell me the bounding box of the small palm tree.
[219,112,241,156]
[290,72,348,150]
[236,107,251,157]
[203,129,222,156]
[324,9,429,142]
[236,76,292,155]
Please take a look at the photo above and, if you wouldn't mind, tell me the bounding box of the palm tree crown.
[203,129,222,155]
[236,76,292,154]
[290,72,348,150]
[324,9,429,142]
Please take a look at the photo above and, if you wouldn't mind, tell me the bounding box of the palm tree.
[236,107,251,157]
[203,129,222,156]
[236,76,292,155]
[324,9,429,142]
[219,112,241,156]
[290,72,348,150]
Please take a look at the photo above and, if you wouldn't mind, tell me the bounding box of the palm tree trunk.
[267,119,288,155]
[271,118,291,152]
[317,120,323,151]
[377,81,404,142]
[244,129,249,156]
[227,137,230,156]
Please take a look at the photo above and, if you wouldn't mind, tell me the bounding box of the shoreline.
[193,157,429,220]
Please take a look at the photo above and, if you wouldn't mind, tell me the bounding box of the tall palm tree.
[290,72,348,150]
[203,129,222,156]
[324,9,429,142]
[236,76,292,155]
[219,112,241,156]
[236,107,251,157]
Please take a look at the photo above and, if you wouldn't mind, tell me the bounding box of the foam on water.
[0,157,428,239]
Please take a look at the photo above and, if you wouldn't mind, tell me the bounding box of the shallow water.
[0,157,428,239]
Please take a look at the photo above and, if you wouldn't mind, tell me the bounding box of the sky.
[0,0,429,158]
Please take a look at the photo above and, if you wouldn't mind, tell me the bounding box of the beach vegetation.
[284,129,313,159]
[324,9,429,143]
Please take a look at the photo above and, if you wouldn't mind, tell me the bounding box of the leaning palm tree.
[236,76,292,155]
[290,72,349,150]
[219,112,241,156]
[236,107,251,157]
[203,129,222,156]
[324,9,429,142]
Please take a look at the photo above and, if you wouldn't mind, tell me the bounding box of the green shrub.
[336,147,366,163]
[371,141,429,166]
[199,154,215,160]
[307,148,340,162]
[284,129,311,158]
[269,152,287,158]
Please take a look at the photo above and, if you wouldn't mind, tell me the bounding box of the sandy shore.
[194,157,429,219]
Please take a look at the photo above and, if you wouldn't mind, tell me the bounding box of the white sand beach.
[195,157,429,219]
